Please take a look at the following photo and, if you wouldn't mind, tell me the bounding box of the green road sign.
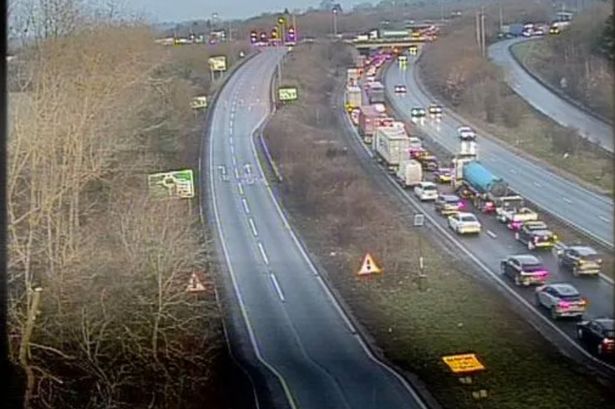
[278,86,298,102]
[148,169,195,199]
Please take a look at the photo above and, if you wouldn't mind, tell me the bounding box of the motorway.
[357,60,615,371]
[489,38,613,152]
[204,49,427,409]
[383,55,614,248]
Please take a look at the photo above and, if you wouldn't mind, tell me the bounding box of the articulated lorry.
[345,85,363,110]
[373,121,413,172]
[358,104,392,143]
[366,81,386,104]
[452,159,511,213]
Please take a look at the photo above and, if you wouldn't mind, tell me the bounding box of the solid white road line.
[238,183,244,195]
[242,198,250,214]
[249,217,258,236]
[257,242,269,265]
[487,230,497,239]
[270,273,286,302]
[599,216,610,223]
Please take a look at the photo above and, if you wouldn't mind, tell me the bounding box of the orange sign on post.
[356,253,382,276]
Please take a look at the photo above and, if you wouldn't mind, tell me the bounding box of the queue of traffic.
[343,50,613,360]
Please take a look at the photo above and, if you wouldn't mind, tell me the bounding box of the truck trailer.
[345,86,362,110]
[358,104,389,143]
[367,81,386,104]
[453,160,509,213]
[373,122,413,171]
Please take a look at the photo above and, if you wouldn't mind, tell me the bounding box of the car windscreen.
[444,197,460,203]
[423,185,437,191]
[460,216,476,222]
[559,293,581,302]
[580,253,601,261]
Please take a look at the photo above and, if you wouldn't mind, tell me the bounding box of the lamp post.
[332,8,338,37]
[413,213,426,291]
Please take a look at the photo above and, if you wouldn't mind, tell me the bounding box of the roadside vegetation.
[7,2,249,407]
[262,40,613,409]
[511,2,614,121]
[419,3,613,196]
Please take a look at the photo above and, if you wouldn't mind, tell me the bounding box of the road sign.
[442,354,486,374]
[357,253,382,276]
[191,96,207,109]
[208,55,227,72]
[413,213,425,227]
[186,272,206,293]
[148,169,195,199]
[278,86,298,101]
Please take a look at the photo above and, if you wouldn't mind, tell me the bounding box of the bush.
[501,97,524,128]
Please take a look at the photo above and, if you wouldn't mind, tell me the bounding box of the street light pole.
[413,213,427,291]
[333,9,338,37]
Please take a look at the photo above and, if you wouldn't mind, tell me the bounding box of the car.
[535,283,587,320]
[433,167,452,183]
[457,126,477,141]
[428,104,443,117]
[557,245,603,277]
[577,318,615,357]
[448,212,481,234]
[500,254,549,286]
[515,221,558,250]
[394,84,407,94]
[501,207,538,228]
[414,181,438,201]
[549,26,560,35]
[434,194,464,215]
[410,107,426,118]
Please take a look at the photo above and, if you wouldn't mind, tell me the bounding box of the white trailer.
[396,159,423,188]
[345,85,362,109]
[374,122,412,171]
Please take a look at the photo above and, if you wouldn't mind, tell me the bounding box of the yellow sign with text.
[442,354,485,373]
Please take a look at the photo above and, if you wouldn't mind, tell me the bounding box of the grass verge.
[262,41,614,409]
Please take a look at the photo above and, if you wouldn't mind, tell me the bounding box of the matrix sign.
[208,55,227,72]
[148,169,195,199]
[278,86,298,101]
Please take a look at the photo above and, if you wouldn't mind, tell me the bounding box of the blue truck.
[457,161,510,212]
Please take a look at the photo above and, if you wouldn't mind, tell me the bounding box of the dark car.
[410,107,426,118]
[434,194,464,215]
[500,254,549,286]
[557,245,602,276]
[577,318,615,357]
[515,221,558,250]
[394,84,407,94]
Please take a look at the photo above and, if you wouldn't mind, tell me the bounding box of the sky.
[125,0,366,23]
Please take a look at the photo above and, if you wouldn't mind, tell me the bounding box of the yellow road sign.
[357,253,382,276]
[442,354,485,373]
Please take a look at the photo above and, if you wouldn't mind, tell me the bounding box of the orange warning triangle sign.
[357,253,382,276]
[186,272,206,293]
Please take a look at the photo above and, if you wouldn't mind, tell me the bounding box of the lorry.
[367,81,386,104]
[396,158,423,188]
[345,86,362,111]
[373,122,412,171]
[358,104,389,143]
[452,159,510,213]
[347,68,361,86]
[499,23,525,38]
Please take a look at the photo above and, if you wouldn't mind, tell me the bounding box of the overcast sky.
[126,0,366,23]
